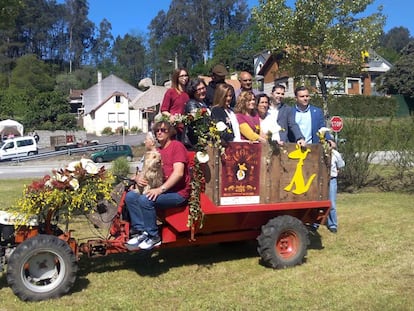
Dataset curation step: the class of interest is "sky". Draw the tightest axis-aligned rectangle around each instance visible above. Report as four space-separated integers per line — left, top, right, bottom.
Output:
86 0 413 38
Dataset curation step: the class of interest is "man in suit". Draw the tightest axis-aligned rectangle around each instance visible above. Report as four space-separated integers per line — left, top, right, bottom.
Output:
289 85 335 146
269 84 305 146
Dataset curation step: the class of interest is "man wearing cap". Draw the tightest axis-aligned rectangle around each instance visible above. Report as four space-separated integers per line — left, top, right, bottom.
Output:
205 64 236 108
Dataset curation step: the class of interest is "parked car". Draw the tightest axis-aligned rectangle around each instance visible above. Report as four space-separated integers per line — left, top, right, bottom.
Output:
0 136 38 161
90 144 133 162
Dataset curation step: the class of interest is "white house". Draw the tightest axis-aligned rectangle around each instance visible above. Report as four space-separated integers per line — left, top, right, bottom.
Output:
82 73 143 136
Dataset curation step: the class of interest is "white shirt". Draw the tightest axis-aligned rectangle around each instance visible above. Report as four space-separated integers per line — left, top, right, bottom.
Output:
331 149 345 178
225 108 241 142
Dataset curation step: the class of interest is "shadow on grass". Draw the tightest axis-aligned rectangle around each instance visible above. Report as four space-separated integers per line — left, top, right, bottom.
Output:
75 240 258 280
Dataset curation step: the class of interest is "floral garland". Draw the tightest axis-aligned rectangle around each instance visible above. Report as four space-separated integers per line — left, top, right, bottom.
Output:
155 110 226 230
11 159 114 226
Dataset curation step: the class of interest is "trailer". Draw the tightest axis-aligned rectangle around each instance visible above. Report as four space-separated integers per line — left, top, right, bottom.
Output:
0 142 331 301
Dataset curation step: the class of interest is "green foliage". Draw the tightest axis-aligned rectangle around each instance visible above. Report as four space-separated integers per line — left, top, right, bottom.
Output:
101 127 114 135
283 94 398 118
377 41 414 98
253 0 385 108
9 54 55 95
111 157 132 181
327 95 398 117
24 91 75 130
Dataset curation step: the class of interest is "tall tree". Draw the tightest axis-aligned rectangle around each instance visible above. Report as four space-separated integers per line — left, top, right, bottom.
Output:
377 27 411 63
90 18 114 67
65 0 94 71
253 0 385 117
378 42 414 98
112 34 146 85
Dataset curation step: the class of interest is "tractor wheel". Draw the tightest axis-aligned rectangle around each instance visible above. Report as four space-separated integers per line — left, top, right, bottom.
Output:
257 215 309 269
6 235 78 301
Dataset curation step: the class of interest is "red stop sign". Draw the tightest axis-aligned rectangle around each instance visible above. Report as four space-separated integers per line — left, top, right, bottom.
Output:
330 116 343 132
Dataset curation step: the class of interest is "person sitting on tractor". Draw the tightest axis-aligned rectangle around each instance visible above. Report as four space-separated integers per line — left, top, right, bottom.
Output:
125 121 191 250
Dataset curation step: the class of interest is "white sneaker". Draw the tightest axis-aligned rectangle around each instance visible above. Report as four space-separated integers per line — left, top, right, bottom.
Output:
138 236 161 250
126 232 148 246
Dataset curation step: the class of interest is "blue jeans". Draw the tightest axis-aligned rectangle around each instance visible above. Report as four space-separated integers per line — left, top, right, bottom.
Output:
327 177 337 229
125 191 187 237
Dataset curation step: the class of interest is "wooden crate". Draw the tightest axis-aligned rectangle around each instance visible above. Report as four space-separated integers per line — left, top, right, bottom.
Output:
203 142 330 206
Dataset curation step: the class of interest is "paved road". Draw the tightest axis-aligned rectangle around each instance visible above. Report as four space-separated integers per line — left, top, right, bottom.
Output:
0 134 146 179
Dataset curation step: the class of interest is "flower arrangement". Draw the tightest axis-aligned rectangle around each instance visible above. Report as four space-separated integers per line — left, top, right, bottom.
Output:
12 159 114 226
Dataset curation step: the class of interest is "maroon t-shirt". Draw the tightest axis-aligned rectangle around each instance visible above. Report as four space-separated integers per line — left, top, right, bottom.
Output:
160 88 189 115
158 140 191 199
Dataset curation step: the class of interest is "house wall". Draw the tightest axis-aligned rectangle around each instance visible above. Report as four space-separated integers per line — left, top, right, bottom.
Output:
84 96 145 136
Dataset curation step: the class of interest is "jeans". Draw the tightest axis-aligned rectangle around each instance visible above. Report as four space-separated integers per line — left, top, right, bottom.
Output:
125 191 187 237
327 177 337 229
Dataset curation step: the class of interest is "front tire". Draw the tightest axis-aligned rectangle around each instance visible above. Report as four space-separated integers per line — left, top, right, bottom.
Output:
257 215 309 269
95 156 104 163
7 235 78 301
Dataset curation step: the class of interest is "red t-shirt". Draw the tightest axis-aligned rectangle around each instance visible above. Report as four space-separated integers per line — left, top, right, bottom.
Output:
158 140 191 199
160 88 189 115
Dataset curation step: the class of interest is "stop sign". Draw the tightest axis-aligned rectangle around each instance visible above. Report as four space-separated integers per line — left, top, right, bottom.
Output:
330 116 343 132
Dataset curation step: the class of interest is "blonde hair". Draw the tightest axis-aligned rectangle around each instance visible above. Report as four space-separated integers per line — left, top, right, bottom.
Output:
235 90 255 114
212 83 233 108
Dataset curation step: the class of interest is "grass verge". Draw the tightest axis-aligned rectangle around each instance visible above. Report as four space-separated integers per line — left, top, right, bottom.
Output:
0 181 413 310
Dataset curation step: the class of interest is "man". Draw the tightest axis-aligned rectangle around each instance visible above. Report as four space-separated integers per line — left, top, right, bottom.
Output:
269 84 306 145
205 64 236 108
235 71 259 99
289 85 335 147
290 85 335 232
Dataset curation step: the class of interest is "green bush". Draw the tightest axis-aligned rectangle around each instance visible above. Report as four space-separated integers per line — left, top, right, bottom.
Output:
111 157 132 182
101 127 113 135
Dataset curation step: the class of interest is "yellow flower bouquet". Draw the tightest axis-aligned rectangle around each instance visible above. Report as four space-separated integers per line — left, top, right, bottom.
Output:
12 159 114 226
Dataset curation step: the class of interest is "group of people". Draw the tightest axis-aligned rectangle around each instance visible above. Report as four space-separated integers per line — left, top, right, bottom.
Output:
125 65 344 250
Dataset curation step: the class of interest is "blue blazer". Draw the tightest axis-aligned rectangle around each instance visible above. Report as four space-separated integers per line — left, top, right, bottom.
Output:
288 104 333 143
277 103 304 143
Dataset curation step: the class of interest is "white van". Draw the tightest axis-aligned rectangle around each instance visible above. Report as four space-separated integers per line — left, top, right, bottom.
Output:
0 136 38 161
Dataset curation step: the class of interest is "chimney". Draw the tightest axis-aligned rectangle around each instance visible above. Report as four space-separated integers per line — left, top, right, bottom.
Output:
97 71 102 83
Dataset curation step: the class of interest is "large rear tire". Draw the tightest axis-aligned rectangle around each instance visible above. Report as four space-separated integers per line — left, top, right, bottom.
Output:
257 215 309 269
6 235 78 301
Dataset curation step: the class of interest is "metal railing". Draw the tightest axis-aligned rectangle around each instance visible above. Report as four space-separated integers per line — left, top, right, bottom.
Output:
11 141 118 163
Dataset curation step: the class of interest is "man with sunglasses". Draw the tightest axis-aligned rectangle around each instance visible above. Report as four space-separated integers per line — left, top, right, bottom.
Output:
126 121 191 250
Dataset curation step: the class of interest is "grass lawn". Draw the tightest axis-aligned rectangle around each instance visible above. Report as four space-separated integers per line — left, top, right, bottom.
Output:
0 180 413 310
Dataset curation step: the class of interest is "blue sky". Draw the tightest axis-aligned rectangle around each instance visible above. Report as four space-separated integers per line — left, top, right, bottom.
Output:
87 0 412 38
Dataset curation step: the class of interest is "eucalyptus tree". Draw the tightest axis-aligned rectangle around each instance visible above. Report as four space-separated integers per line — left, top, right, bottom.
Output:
253 0 385 116
64 0 94 71
90 18 114 67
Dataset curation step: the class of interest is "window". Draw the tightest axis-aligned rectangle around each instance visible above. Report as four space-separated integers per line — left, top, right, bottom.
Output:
108 113 116 123
115 95 121 103
16 139 34 147
118 112 125 122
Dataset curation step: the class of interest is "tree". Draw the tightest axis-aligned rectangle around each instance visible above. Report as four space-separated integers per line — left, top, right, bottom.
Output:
25 91 75 130
378 41 414 98
377 27 411 63
112 34 146 85
252 0 385 117
9 54 55 95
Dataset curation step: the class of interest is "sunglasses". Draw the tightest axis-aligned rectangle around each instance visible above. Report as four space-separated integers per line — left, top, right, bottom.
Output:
155 128 168 133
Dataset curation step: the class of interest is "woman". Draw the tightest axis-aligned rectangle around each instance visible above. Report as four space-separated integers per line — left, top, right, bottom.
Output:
234 91 267 143
183 78 210 149
126 121 191 250
210 83 241 143
256 93 282 143
160 68 190 120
